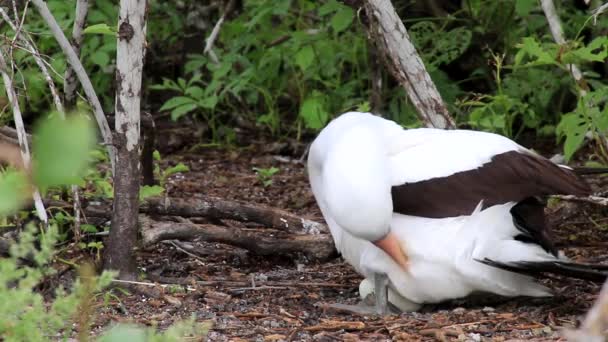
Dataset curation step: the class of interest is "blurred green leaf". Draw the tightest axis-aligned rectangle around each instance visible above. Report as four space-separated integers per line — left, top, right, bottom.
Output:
295 45 315 71
139 185 165 201
33 115 96 190
160 96 196 112
0 171 29 215
83 23 116 36
299 92 329 129
330 7 354 33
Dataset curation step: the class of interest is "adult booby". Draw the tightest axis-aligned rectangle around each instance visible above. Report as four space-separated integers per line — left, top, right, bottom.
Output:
307 111 607 313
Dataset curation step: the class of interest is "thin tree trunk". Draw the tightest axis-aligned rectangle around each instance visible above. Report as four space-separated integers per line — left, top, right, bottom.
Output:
103 0 148 280
356 0 456 129
64 0 89 109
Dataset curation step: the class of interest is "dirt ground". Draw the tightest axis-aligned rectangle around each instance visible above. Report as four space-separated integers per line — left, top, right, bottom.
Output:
53 125 608 341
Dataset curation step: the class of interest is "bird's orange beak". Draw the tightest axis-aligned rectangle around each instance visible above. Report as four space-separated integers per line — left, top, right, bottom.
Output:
373 231 409 271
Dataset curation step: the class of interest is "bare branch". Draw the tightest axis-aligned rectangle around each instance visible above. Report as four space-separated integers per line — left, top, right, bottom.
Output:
0 48 48 224
591 2 608 25
0 6 64 115
358 0 456 129
30 0 115 174
203 0 235 64
540 0 585 91
64 0 88 109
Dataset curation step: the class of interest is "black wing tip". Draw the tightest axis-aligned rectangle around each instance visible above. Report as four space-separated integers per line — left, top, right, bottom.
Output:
476 258 608 283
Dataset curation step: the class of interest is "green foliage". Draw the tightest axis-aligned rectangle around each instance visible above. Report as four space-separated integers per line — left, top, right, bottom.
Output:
557 89 608 162
154 0 370 138
0 171 30 215
253 166 279 187
0 224 115 341
98 319 212 342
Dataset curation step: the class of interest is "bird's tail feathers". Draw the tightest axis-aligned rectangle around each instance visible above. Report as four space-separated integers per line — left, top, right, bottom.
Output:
477 258 608 283
572 167 608 175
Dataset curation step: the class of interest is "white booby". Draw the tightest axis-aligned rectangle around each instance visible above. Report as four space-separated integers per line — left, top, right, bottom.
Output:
307 111 606 313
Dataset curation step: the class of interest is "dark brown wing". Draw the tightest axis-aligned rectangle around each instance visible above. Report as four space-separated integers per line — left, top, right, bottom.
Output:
391 150 590 218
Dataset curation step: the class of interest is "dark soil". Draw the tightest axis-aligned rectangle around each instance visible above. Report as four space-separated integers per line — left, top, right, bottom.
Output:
54 126 608 341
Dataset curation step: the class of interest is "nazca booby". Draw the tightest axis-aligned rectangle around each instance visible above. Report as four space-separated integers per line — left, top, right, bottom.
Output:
307 111 607 313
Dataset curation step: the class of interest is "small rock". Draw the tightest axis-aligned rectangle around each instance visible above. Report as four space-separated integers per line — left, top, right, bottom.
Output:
452 307 466 314
163 295 182 307
482 306 495 312
264 334 286 342
468 333 481 341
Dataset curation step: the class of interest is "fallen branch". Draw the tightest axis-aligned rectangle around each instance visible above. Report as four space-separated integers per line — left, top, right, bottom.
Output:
140 216 335 260
141 196 327 235
47 196 327 235
0 125 30 146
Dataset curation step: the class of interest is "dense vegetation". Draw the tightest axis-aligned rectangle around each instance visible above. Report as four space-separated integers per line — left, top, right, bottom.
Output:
0 0 607 339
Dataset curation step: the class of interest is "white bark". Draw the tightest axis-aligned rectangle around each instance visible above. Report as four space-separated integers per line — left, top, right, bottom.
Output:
364 0 455 129
30 0 115 174
0 49 48 224
115 0 147 151
592 2 608 25
104 0 148 279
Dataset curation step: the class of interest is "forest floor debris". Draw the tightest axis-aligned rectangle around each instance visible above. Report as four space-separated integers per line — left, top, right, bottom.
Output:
50 132 608 341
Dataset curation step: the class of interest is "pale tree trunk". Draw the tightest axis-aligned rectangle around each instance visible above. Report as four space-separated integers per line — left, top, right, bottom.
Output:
103 0 148 280
355 0 456 129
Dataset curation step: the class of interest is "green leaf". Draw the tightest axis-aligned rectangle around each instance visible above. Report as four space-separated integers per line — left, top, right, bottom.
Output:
0 171 29 215
330 7 354 33
83 23 116 36
557 112 589 161
516 37 557 65
515 0 535 16
139 185 165 201
299 92 329 129
171 103 198 121
185 86 204 99
164 163 189 177
153 150 161 161
159 96 196 112
295 45 315 71
318 0 341 16
33 115 96 189
90 51 110 67
81 224 98 233
198 95 218 109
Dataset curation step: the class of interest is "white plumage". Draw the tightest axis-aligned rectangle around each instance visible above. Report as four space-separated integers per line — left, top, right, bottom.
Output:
307 111 587 312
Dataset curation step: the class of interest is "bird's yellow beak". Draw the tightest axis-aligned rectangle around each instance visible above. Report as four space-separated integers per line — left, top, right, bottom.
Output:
373 231 409 271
